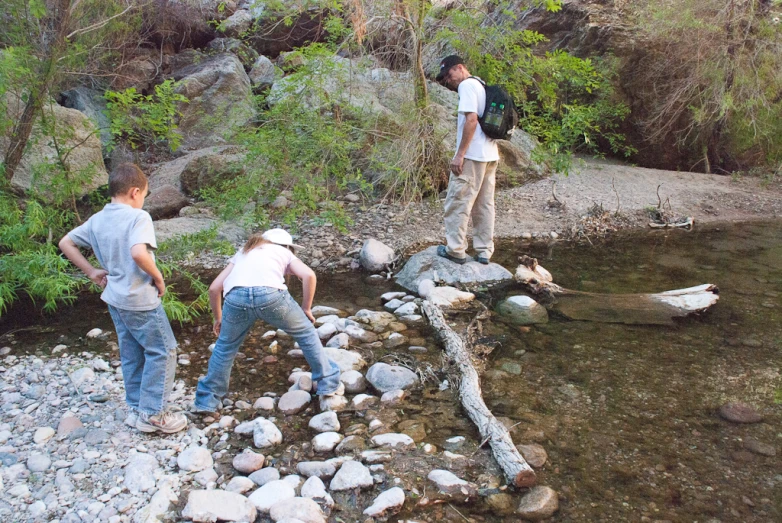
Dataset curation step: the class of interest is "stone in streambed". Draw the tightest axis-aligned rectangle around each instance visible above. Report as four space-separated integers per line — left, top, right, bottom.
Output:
269 497 326 523
496 295 548 325
248 480 296 513
182 490 257 522
363 487 405 517
328 460 373 491
309 411 339 433
366 362 418 392
233 449 265 473
718 402 763 424
516 486 559 520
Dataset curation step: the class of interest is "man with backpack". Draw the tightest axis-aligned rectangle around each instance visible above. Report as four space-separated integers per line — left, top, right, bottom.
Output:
436 55 514 265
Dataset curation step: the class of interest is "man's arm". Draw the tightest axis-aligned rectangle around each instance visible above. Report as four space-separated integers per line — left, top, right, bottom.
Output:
450 112 478 176
59 235 108 288
130 243 165 297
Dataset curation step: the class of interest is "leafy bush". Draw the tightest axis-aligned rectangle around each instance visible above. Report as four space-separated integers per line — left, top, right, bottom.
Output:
105 80 188 152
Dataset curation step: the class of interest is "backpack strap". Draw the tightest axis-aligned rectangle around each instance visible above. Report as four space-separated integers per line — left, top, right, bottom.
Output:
468 76 486 87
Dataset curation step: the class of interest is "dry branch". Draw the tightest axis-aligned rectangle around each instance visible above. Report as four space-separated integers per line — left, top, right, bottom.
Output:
422 301 537 488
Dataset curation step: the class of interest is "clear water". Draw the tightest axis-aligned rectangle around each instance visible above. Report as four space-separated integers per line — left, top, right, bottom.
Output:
1 222 780 522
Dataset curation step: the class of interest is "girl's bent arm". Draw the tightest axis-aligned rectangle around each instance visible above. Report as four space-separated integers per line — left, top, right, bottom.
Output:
288 257 317 321
209 263 234 336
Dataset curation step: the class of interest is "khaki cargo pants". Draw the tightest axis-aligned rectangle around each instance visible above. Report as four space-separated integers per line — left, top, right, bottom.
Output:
444 158 498 260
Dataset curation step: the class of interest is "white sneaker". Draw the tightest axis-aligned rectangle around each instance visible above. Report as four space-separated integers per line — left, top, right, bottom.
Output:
136 409 188 434
320 382 345 397
124 409 138 428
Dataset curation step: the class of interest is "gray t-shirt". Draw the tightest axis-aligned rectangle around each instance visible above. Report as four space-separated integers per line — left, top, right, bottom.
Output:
68 203 160 311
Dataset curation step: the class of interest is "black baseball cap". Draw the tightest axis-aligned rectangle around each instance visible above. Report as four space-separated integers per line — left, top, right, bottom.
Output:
436 55 464 82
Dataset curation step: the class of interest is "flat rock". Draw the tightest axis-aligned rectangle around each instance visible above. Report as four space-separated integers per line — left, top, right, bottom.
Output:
363 486 405 517
344 325 379 343
427 469 478 501
329 460 373 491
718 402 764 423
325 334 350 349
371 433 415 450
248 480 296 513
516 486 559 520
233 449 265 474
517 443 548 468
324 348 365 371
351 394 379 410
366 362 418 392
381 292 406 302
182 489 258 522
311 305 344 317
743 437 776 457
395 246 512 292
194 468 218 487
178 446 213 472
269 497 326 523
57 416 83 437
300 476 334 508
249 467 280 486
278 390 311 415
27 453 51 472
297 461 336 479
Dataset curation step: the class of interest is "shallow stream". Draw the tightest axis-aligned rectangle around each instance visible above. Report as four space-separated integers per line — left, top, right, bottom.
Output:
1 222 780 522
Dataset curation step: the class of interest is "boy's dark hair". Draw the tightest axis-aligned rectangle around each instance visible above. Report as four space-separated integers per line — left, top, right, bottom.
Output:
109 163 147 197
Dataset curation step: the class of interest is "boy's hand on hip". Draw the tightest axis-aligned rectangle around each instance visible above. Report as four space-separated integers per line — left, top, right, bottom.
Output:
154 277 166 297
89 268 109 288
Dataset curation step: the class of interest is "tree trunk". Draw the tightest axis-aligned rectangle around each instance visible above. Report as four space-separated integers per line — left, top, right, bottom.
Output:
3 0 72 182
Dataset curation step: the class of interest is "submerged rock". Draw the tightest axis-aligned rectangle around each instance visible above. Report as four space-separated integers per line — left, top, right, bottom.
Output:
496 295 549 325
366 363 418 392
395 246 512 292
718 402 764 424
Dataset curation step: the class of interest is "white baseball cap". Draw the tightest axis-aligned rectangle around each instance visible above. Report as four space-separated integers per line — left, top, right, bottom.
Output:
262 228 304 251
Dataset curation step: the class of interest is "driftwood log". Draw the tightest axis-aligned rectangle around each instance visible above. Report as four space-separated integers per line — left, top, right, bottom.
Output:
515 256 719 325
422 300 537 488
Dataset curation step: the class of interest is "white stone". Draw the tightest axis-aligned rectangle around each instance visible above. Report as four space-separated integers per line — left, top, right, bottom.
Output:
33 426 55 444
226 476 255 494
8 484 30 498
269 497 326 523
182 490 258 522
69 367 95 389
249 467 280 486
339 370 367 393
363 487 405 517
124 452 159 494
383 299 405 312
418 279 475 307
496 295 549 325
194 468 218 487
248 480 296 513
27 453 51 472
300 476 334 508
517 486 559 520
359 239 395 272
311 305 343 317
253 419 283 448
329 460 373 491
325 333 349 349
366 362 418 392
380 291 406 302
393 302 419 316
380 389 406 404
133 477 177 523
316 323 338 340
177 446 213 472
371 433 415 450
253 397 275 411
315 314 340 326
297 461 336 479
86 328 103 338
344 325 378 343
281 474 303 490
312 432 343 453
262 330 277 340
319 394 348 412
308 411 340 433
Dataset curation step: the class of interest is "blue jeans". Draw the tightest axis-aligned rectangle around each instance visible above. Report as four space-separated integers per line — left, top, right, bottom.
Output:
195 287 341 412
107 304 178 416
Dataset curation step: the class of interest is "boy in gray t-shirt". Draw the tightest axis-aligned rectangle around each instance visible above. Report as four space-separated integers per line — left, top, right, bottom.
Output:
59 163 187 434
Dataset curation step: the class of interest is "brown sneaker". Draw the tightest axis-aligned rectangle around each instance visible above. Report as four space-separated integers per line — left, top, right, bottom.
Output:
136 409 188 433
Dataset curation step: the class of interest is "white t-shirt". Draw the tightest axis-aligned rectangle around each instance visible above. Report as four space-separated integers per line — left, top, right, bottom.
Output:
456 77 500 163
223 243 295 296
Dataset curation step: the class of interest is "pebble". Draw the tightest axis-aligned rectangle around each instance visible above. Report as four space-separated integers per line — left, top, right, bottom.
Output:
363 486 405 517
86 328 103 338
371 433 415 450
301 476 334 508
182 490 258 523
330 460 373 490
718 402 764 423
248 480 296 513
249 467 281 486
517 486 559 519
33 426 55 444
233 449 265 473
269 497 326 523
297 461 337 479
253 419 283 448
226 476 256 494
380 389 406 405
312 432 343 453
27 453 52 472
743 437 776 457
517 443 548 468
177 446 214 472
253 397 276 411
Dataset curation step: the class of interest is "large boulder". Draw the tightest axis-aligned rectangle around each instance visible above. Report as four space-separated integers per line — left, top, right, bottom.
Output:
58 87 112 152
395 246 512 292
152 215 248 243
366 363 418 393
359 239 395 272
170 53 255 149
249 55 281 90
1 95 107 198
147 145 246 196
206 38 259 70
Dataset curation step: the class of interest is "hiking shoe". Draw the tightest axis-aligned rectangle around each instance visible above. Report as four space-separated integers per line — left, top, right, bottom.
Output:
476 256 490 265
185 405 221 423
437 245 466 265
136 409 188 434
124 409 138 428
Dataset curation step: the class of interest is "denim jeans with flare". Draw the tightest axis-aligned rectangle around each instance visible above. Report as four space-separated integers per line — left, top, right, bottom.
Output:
195 286 341 412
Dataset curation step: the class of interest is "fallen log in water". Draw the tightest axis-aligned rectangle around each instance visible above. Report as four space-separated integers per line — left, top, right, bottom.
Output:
421 300 537 488
515 256 719 325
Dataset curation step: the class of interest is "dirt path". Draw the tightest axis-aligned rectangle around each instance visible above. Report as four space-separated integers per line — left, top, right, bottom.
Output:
289 158 782 268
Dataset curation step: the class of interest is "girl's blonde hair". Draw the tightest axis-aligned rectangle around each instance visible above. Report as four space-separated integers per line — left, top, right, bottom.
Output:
241 233 271 254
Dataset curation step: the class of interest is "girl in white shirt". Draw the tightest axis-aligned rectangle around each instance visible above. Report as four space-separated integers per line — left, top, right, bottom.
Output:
193 229 342 414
